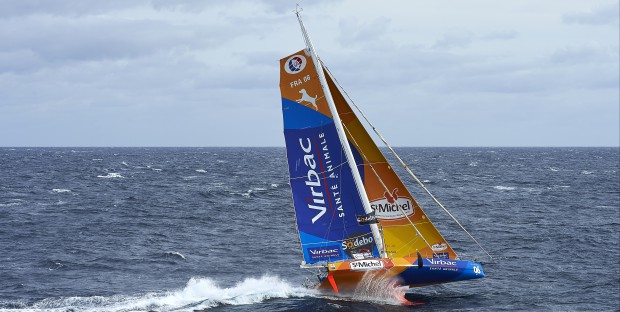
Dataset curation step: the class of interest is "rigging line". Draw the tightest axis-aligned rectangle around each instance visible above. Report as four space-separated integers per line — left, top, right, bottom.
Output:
341 122 439 258
323 63 494 263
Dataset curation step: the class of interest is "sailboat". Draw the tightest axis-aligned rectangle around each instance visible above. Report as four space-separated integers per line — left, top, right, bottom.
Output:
280 10 489 294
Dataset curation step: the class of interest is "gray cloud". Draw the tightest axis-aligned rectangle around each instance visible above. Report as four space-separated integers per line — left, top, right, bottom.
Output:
337 17 391 46
0 0 143 18
482 30 518 40
432 30 475 50
0 0 617 147
562 2 619 26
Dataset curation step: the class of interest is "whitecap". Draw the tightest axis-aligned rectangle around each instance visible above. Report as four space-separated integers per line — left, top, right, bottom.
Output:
0 202 21 207
25 275 314 312
494 186 515 191
52 189 71 193
549 167 559 172
97 173 124 179
164 251 186 260
121 161 129 166
271 183 279 188
581 170 593 175
196 169 207 173
469 161 478 167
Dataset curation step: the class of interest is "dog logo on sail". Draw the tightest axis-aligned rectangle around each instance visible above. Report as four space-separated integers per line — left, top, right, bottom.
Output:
370 188 414 219
284 55 306 74
296 89 318 110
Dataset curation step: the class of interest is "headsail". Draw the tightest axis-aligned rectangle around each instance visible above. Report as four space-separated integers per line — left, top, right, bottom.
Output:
323 69 458 260
280 50 380 264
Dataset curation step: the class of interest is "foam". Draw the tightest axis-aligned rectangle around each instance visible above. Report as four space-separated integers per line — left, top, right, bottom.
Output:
97 173 123 179
347 271 409 305
13 275 315 312
0 202 22 207
493 186 515 191
241 189 253 198
163 251 186 260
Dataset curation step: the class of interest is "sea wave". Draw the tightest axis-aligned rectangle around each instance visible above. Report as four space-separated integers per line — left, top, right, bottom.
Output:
163 251 186 260
0 202 21 207
2 275 314 312
97 173 123 179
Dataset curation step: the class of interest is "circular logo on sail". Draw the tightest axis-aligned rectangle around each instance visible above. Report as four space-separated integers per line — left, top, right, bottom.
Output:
284 55 306 74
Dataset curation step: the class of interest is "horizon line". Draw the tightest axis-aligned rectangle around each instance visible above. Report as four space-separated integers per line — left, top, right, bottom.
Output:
2 146 619 148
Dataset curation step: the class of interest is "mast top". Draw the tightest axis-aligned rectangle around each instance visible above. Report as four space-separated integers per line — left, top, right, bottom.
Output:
293 4 303 15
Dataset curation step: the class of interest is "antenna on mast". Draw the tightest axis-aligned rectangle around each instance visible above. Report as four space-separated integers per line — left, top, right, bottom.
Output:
293 3 303 14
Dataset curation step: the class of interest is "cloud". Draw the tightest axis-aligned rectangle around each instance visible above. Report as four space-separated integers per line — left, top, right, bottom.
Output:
337 17 391 46
550 42 618 64
482 30 518 41
0 0 617 146
562 2 619 26
431 30 475 50
0 0 143 18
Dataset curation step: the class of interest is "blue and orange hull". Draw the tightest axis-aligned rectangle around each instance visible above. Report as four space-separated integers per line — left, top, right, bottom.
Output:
318 257 484 293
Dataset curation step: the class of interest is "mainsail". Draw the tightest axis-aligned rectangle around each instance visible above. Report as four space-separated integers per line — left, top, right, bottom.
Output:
280 50 380 264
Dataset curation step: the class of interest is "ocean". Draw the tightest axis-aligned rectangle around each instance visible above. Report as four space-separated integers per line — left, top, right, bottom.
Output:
0 147 618 311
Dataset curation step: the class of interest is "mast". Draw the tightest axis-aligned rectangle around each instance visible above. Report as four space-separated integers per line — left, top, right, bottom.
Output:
295 11 387 258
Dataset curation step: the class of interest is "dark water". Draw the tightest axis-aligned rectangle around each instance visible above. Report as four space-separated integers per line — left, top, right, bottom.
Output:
0 147 618 311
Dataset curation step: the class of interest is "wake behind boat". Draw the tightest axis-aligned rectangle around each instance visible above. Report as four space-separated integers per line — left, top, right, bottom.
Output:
279 9 490 294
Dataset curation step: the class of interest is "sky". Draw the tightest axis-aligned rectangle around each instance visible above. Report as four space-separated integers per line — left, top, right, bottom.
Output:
0 0 618 147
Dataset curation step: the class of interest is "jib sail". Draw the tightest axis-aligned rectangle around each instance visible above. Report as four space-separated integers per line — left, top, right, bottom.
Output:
323 69 458 260
280 49 380 264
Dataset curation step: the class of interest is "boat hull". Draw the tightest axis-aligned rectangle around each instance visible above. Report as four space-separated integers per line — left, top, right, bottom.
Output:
318 257 484 293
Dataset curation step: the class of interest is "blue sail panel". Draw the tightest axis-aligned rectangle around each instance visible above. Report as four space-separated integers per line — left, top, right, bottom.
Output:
282 99 379 264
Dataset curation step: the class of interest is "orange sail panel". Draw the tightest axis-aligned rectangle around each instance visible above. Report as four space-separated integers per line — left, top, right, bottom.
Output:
323 68 457 260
